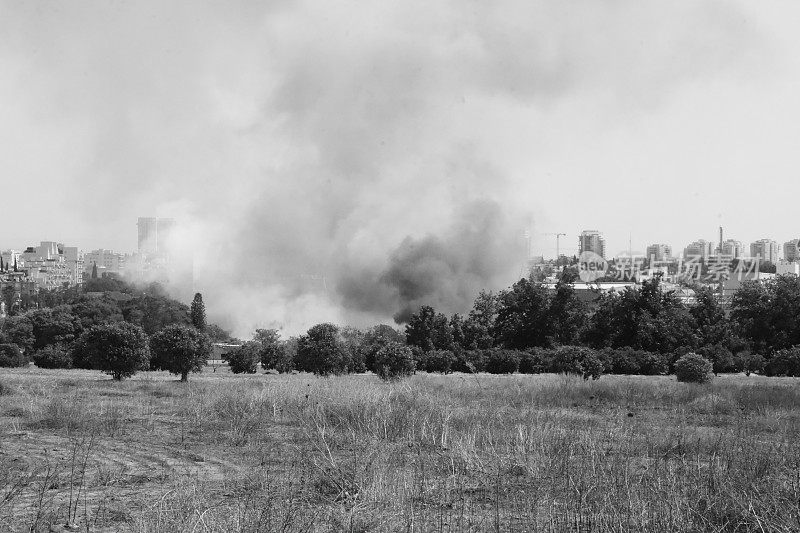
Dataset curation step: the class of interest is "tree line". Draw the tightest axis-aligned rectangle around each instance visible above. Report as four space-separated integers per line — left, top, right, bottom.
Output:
224 272 800 380
4 272 800 380
0 278 221 381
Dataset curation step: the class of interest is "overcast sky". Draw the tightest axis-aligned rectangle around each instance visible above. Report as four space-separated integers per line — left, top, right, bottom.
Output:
2 1 800 332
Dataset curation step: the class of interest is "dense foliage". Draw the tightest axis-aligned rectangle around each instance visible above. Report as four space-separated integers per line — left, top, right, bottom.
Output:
150 324 212 382
674 353 714 384
72 323 151 380
0 343 27 367
373 342 416 381
223 341 261 374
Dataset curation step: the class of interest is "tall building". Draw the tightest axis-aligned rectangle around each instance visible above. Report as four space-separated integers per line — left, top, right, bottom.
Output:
719 239 744 258
156 218 176 254
750 239 779 264
579 230 606 258
683 240 713 260
784 239 800 262
137 217 158 254
646 243 672 262
84 249 126 275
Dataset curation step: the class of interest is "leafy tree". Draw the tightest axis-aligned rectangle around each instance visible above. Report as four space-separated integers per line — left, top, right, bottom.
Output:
254 329 293 372
72 323 150 380
32 344 73 369
295 323 351 376
493 279 553 349
764 347 800 377
340 326 367 372
362 324 404 372
484 349 521 374
190 293 206 331
0 344 27 367
405 306 453 352
373 342 415 381
223 341 261 374
26 306 82 351
69 298 124 330
1 316 34 353
731 275 800 354
690 286 730 348
548 274 587 345
583 277 694 353
206 323 235 343
462 291 497 350
150 324 212 382
83 276 128 293
91 262 98 279
121 294 192 335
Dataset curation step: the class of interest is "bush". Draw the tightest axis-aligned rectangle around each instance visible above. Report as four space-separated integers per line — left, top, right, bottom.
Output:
518 348 552 374
698 344 736 374
295 323 352 376
32 344 73 369
674 353 714 383
484 349 521 374
0 343 27 367
72 323 151 380
737 352 764 376
150 324 212 382
415 349 456 374
373 342 415 381
764 347 800 377
224 342 261 374
551 346 604 380
599 347 668 375
453 349 487 373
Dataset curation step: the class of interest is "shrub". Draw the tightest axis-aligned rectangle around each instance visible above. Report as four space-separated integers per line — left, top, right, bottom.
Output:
373 342 415 381
0 343 27 367
453 349 487 373
551 346 604 380
73 323 151 380
150 324 212 382
416 349 456 374
519 348 553 374
764 347 800 377
737 352 764 376
32 344 73 369
698 344 736 374
224 341 261 374
484 349 521 374
638 351 669 375
674 353 714 383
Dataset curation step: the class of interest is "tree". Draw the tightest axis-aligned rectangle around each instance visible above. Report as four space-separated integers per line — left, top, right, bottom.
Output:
190 293 206 331
731 275 800 354
295 323 351 376
26 306 82 351
405 306 453 352
32 344 73 369
690 286 730 348
254 328 293 372
223 341 261 374
72 323 150 380
373 342 415 381
0 344 27 367
1 316 34 353
362 324 405 372
493 279 553 349
91 262 98 279
150 324 212 382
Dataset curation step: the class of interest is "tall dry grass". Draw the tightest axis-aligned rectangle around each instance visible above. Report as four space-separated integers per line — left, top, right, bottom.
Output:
1 368 799 531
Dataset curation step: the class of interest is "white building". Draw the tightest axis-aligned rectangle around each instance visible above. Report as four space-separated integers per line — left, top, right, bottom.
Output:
750 239 779 264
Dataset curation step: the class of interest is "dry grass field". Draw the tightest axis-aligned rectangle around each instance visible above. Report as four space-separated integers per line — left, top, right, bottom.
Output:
1 368 799 532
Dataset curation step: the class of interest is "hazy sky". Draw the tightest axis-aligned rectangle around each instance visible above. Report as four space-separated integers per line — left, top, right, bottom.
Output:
2 1 800 333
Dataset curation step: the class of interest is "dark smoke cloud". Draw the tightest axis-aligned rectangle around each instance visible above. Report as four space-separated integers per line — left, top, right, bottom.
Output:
338 199 524 323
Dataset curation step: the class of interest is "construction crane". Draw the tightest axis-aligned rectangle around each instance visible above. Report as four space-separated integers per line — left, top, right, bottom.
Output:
542 232 568 264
